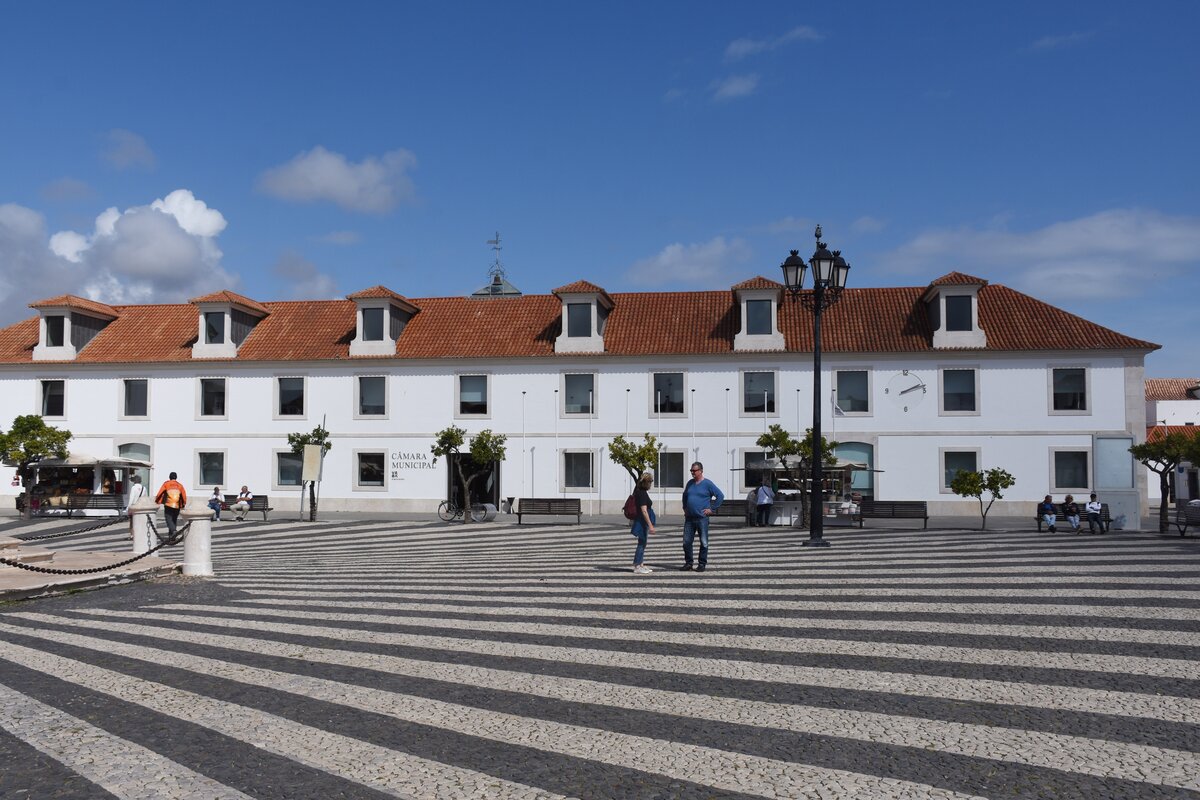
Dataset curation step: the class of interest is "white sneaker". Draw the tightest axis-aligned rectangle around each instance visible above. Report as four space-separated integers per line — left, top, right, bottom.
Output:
634 565 652 574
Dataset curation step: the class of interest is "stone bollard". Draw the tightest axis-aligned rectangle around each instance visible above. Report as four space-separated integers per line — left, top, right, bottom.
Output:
129 498 159 555
180 507 214 577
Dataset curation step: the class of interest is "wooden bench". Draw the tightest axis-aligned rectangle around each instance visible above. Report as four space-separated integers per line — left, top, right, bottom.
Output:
222 494 273 521
857 500 928 529
516 498 581 524
710 498 749 522
1174 504 1200 537
64 493 125 517
1034 503 1111 533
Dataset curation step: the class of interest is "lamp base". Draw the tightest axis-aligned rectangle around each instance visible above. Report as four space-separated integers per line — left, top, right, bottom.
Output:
801 538 832 548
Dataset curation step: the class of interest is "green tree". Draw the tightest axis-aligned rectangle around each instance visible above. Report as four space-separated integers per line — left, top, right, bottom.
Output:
1131 432 1196 533
755 424 839 527
430 426 508 522
287 424 332 521
607 434 664 484
0 415 72 520
949 467 1015 530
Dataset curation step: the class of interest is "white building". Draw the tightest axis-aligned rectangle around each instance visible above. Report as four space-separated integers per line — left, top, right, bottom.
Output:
1144 378 1200 506
0 272 1158 526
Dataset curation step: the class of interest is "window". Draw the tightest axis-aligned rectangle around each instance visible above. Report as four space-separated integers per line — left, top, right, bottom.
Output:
200 378 226 417
123 379 148 417
942 450 978 490
743 372 775 414
118 442 151 487
41 379 64 417
355 451 387 489
942 369 977 413
566 303 591 337
357 376 386 417
563 451 593 489
746 299 772 335
46 315 65 347
835 370 869 413
204 311 225 344
362 307 385 341
743 450 768 490
656 451 685 488
1052 368 1087 411
276 451 304 488
197 451 225 486
458 375 488 416
564 373 594 414
1053 450 1089 490
652 372 684 415
277 377 305 417
945 296 972 331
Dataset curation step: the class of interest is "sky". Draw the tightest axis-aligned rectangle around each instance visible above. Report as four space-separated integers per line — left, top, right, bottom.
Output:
0 1 1196 377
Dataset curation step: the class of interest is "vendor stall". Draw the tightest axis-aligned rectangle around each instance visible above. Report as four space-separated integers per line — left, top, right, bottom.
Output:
26 454 151 516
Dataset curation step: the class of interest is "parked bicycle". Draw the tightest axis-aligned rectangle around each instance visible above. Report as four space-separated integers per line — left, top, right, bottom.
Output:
437 499 487 522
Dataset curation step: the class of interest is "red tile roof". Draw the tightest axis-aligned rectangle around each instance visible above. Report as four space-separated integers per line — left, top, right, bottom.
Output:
28 295 119 319
346 285 409 301
731 276 783 291
189 290 270 316
1145 378 1200 401
0 278 1160 364
1146 425 1200 442
553 280 614 309
929 271 988 286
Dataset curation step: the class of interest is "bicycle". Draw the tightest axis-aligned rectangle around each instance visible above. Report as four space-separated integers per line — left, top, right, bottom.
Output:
437 500 488 522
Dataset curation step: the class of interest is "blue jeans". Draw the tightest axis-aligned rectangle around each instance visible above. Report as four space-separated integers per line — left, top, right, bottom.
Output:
683 515 710 566
208 499 222 520
631 508 656 565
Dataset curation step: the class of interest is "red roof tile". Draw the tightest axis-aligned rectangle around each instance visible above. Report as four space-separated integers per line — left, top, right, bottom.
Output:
731 276 783 291
1146 425 1200 442
1145 378 1200 401
28 295 119 319
189 290 270 316
553 280 614 309
929 271 988 286
346 286 409 301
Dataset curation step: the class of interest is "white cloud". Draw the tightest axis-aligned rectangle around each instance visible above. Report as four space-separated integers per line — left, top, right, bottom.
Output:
271 251 339 299
710 74 759 101
883 209 1200 299
1030 31 1095 51
0 204 81 325
102 129 156 170
314 230 362 245
725 26 821 61
625 236 753 287
257 146 418 213
151 189 227 237
851 216 887 234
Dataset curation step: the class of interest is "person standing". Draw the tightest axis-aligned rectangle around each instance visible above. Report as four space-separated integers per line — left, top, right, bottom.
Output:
744 487 757 527
755 478 774 527
231 485 253 521
1063 494 1081 533
124 475 145 539
1038 494 1057 533
630 471 656 574
681 462 723 572
154 472 187 540
1085 493 1104 534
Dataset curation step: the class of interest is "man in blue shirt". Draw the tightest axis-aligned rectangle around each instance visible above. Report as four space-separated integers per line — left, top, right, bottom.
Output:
681 461 724 572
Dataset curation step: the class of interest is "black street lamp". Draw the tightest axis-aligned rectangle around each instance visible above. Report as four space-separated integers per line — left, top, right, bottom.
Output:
780 224 850 547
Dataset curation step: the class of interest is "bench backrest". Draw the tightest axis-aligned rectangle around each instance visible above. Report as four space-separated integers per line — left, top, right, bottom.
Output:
1038 502 1110 519
860 500 927 516
518 498 581 513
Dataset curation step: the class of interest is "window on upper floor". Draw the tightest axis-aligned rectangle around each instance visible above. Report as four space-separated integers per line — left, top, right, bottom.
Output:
942 368 977 413
652 372 684 415
566 303 591 337
458 375 488 416
945 296 972 331
45 316 65 347
746 299 772 335
200 378 226 418
564 373 594 414
362 308 385 341
123 379 148 418
277 377 305 417
204 311 225 344
1051 368 1087 412
743 371 776 414
942 450 978 490
357 376 386 417
835 370 869 413
1052 450 1090 491
41 380 64 417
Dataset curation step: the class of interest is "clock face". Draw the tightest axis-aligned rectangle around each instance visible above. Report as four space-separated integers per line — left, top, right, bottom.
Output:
886 370 927 412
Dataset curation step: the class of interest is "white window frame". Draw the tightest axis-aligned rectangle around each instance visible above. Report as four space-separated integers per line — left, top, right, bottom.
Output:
119 377 150 420
454 373 491 419
1050 448 1091 493
739 369 779 419
833 368 872 416
1047 365 1091 416
560 449 596 492
39 377 66 419
561 372 598 418
744 298 774 336
353 449 389 492
196 377 228 420
195 449 227 488
655 448 688 489
354 375 388 419
940 447 981 493
648 371 688 418
938 366 981 417
272 448 305 492
273 375 307 420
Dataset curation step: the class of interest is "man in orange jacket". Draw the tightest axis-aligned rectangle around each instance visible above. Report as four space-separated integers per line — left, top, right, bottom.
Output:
154 471 187 542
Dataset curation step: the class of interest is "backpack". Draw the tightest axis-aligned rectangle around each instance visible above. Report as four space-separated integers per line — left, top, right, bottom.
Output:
623 494 638 520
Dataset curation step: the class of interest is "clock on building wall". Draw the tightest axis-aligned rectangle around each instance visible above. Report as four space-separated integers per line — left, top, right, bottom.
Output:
885 370 927 412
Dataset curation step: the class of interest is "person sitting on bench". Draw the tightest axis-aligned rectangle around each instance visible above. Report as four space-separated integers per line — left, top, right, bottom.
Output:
232 486 253 520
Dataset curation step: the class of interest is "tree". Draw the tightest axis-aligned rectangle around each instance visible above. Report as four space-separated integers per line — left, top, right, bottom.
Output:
607 434 664 484
755 424 839 527
430 426 508 522
1130 431 1197 533
287 424 332 521
949 467 1015 530
0 415 72 520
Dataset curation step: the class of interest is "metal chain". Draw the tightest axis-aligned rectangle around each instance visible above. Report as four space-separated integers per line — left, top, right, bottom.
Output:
12 515 129 542
0 519 192 576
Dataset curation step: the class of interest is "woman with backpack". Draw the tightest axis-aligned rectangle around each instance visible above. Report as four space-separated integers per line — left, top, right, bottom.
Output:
628 471 656 574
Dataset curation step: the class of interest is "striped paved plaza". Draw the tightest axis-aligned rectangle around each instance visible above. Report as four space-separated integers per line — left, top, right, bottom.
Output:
1 517 1198 799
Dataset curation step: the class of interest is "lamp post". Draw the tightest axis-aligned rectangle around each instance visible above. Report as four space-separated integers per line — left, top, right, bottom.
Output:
780 224 850 547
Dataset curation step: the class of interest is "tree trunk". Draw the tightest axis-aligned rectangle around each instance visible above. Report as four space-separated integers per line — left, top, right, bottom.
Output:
20 467 31 521
308 481 317 522
1159 471 1171 533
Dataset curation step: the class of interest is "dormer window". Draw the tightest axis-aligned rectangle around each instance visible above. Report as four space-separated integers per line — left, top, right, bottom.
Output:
731 277 785 352
30 295 119 361
204 311 226 344
347 286 418 357
46 316 65 347
746 300 772 335
362 308 385 341
553 280 613 354
924 273 988 349
190 291 269 359
567 303 592 337
945 296 972 331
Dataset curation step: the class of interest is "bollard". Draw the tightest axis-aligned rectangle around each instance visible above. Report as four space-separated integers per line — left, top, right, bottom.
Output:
129 497 159 555
180 506 214 577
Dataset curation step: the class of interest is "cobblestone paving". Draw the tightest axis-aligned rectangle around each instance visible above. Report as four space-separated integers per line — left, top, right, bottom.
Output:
1 517 1198 799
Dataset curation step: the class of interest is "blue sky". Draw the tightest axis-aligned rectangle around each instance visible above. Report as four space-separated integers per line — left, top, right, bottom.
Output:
0 1 1196 377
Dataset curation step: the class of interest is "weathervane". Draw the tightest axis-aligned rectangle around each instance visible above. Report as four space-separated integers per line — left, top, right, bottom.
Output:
486 232 506 281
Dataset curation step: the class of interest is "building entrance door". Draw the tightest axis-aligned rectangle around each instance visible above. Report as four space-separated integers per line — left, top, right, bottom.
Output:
446 455 500 508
